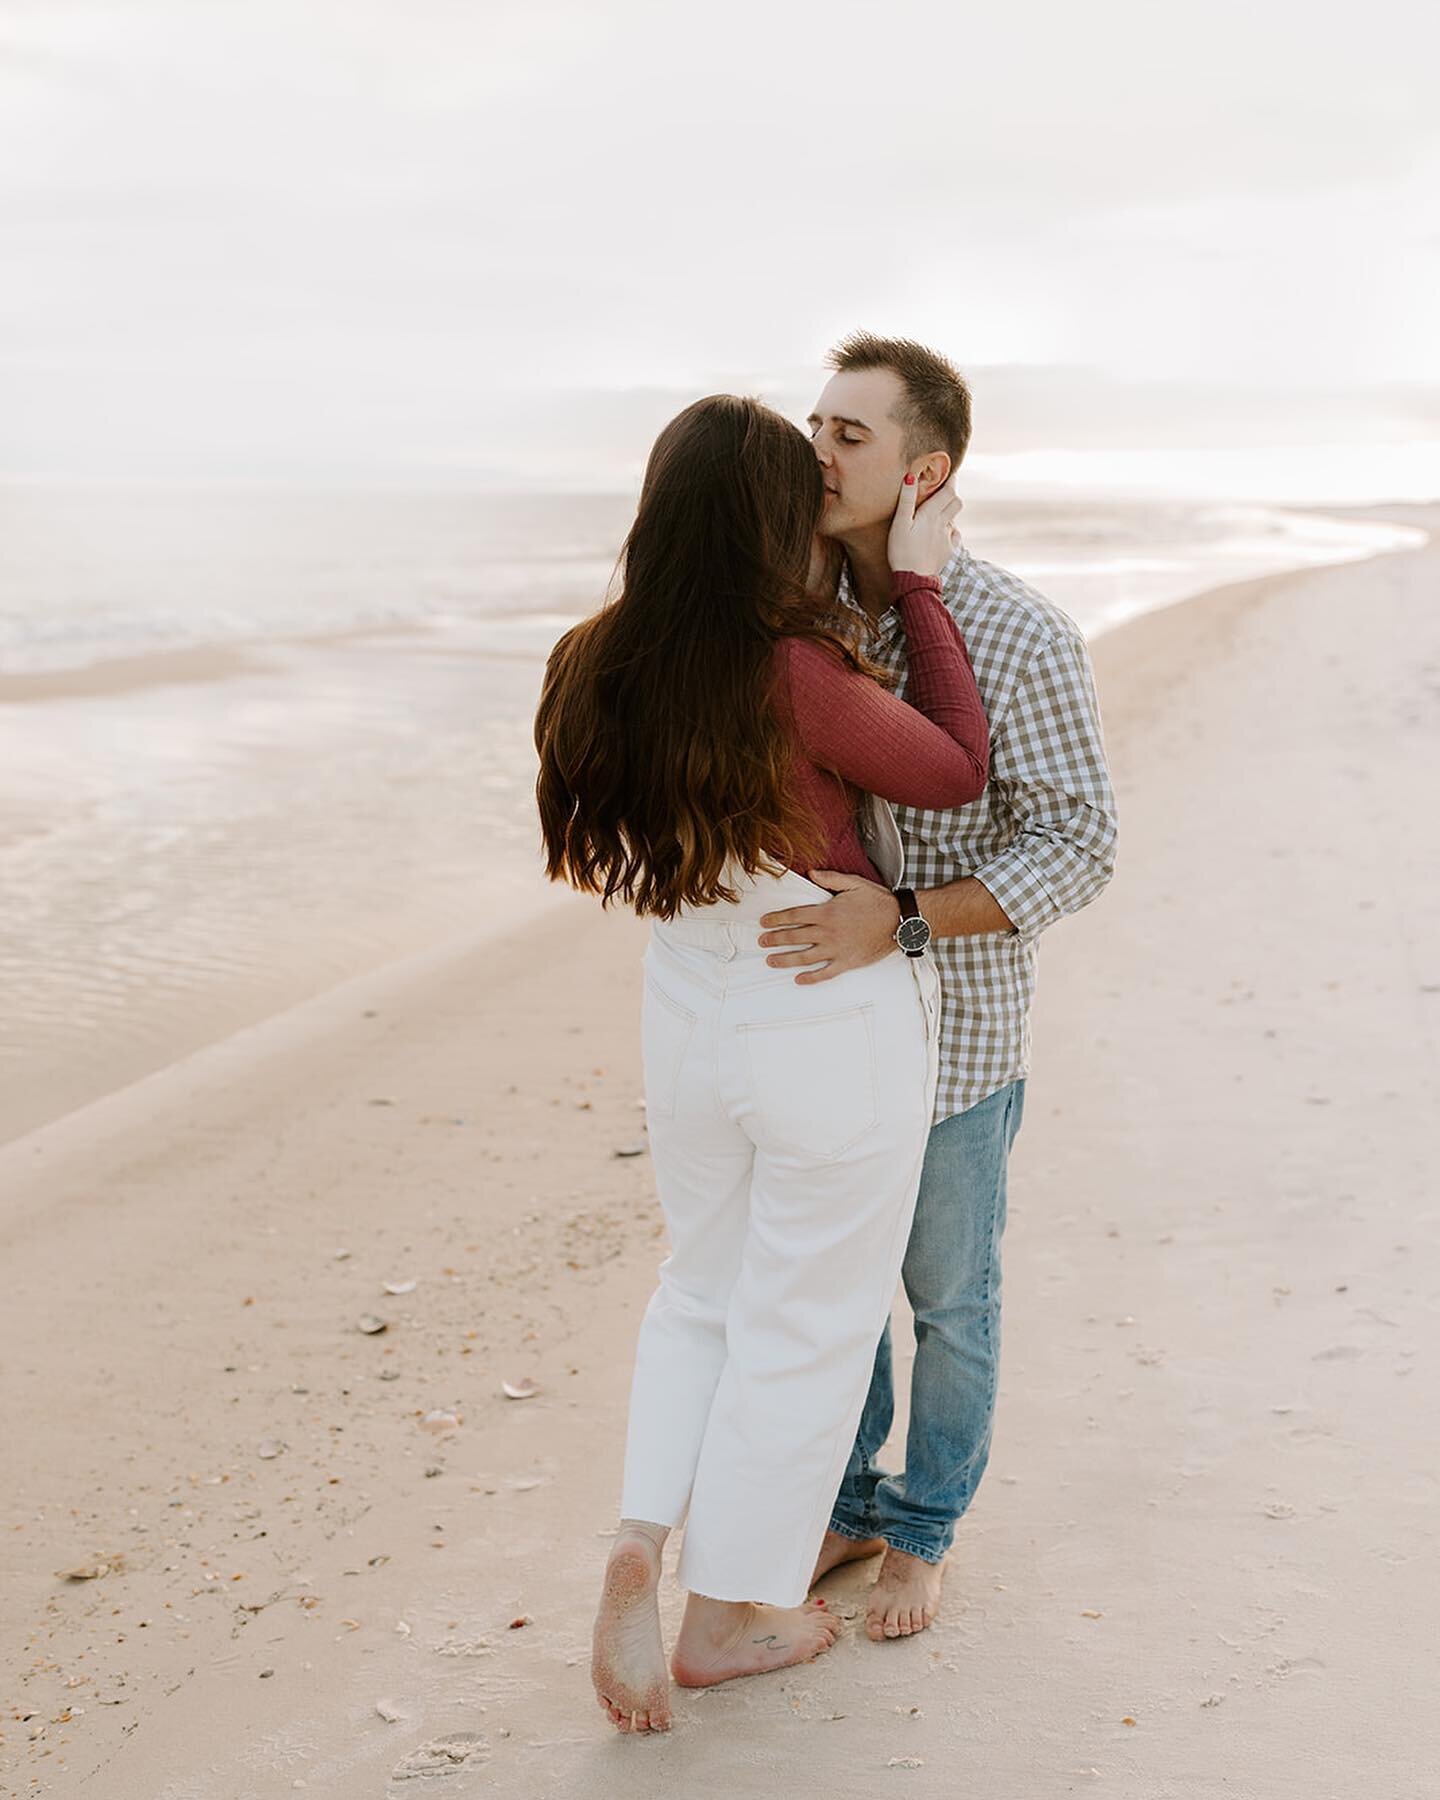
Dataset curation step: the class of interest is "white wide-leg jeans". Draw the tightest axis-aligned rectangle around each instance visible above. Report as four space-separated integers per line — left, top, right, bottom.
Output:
619 863 940 1606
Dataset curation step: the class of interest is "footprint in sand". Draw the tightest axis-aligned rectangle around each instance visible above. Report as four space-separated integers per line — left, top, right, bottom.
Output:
388 1732 489 1786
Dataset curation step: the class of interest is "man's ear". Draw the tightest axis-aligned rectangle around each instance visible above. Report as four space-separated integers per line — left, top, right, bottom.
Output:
915 452 952 502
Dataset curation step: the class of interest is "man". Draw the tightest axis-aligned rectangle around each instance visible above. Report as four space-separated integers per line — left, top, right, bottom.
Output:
760 332 1118 1643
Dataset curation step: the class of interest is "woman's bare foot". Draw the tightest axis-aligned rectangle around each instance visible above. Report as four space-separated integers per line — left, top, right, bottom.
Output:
671 1593 843 1688
811 1528 885 1586
591 1527 672 1733
866 1546 945 1640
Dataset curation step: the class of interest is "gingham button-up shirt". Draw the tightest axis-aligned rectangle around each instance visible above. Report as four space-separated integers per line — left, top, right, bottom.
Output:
841 546 1118 1122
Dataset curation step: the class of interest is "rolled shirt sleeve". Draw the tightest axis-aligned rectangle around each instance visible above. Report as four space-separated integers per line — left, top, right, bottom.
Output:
969 630 1118 940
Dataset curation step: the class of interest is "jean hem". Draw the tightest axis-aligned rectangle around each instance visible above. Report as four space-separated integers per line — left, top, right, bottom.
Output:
826 1517 880 1543
879 1534 948 1565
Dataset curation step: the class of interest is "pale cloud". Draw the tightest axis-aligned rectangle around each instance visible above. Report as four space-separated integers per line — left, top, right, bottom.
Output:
2 0 1437 478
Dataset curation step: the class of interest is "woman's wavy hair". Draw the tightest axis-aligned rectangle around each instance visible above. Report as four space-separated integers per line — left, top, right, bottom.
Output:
535 394 877 919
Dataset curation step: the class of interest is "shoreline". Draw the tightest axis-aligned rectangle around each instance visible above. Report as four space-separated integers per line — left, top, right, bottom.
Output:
0 499 1423 704
0 618 439 706
0 883 593 1225
2 502 1432 1155
3 513 1438 1793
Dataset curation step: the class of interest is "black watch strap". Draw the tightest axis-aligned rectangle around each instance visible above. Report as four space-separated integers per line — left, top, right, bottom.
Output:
893 887 931 958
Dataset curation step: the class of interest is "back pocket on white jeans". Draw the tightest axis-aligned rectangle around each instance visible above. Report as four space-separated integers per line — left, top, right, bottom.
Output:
741 1003 879 1160
642 973 697 1120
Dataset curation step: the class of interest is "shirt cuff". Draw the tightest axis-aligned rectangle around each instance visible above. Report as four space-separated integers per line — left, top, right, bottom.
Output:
969 848 1063 941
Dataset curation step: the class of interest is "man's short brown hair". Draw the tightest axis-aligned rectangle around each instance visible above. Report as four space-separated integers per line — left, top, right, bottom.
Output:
825 332 973 474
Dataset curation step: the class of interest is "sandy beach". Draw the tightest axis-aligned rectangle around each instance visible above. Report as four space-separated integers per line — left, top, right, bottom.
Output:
3 510 1437 1798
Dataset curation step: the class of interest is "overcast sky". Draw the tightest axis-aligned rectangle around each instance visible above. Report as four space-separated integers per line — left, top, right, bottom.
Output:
3 0 1438 483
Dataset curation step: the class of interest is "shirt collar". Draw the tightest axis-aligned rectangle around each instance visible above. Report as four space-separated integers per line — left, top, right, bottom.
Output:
837 543 970 652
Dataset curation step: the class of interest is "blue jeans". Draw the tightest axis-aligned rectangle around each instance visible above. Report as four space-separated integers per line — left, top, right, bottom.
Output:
829 1079 1026 1564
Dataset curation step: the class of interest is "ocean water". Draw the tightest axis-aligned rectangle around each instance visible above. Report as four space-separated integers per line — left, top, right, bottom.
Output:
0 483 1424 1144
0 487 1421 672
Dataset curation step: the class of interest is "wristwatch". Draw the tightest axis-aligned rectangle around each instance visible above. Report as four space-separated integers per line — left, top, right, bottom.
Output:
893 887 931 958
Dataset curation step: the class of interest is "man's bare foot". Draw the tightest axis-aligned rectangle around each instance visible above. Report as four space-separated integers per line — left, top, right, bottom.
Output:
592 1529 672 1733
866 1545 945 1641
811 1528 886 1586
671 1593 842 1688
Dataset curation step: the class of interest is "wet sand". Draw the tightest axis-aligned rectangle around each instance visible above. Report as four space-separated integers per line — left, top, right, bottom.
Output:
2 511 1437 1797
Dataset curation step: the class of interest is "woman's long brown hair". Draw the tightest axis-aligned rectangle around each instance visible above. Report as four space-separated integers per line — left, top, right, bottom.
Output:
534 394 875 919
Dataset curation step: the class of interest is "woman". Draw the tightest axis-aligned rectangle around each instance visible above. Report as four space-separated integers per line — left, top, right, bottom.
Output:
533 395 988 1733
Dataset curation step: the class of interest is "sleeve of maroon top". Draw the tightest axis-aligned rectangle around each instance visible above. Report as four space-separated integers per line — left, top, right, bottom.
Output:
778 572 990 808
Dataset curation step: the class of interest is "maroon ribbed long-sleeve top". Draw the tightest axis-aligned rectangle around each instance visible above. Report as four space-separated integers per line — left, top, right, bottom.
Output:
771 570 990 881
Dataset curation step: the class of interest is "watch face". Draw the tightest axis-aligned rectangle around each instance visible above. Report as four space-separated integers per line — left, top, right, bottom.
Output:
896 915 931 952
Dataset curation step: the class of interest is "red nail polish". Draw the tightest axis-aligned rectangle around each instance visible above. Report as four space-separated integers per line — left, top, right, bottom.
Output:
904 473 915 485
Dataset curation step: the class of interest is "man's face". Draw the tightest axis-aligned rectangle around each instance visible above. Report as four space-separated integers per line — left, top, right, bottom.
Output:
807 367 913 539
